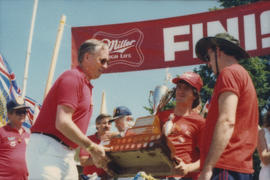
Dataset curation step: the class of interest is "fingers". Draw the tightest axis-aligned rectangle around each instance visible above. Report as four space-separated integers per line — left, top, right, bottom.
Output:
103 146 111 152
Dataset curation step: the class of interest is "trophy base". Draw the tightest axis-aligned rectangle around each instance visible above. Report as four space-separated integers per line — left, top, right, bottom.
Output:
106 135 174 178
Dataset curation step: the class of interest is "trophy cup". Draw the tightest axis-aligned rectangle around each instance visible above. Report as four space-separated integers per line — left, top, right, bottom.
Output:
106 84 176 178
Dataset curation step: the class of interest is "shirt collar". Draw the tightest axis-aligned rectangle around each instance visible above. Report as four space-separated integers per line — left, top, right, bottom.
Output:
76 66 93 88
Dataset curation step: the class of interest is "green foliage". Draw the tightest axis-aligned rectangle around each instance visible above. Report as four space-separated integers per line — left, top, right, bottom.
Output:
218 0 260 8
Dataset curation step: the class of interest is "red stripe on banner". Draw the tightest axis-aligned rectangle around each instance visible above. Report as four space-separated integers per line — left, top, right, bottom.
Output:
72 1 270 73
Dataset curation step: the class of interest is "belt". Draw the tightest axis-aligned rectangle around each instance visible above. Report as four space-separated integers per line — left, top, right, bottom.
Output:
32 132 71 149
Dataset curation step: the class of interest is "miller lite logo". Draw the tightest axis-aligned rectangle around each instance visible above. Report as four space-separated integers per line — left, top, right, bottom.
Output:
93 28 144 67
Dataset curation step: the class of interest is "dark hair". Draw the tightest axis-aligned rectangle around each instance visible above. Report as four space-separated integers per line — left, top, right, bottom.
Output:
209 43 243 61
95 113 112 124
263 109 270 127
77 39 108 64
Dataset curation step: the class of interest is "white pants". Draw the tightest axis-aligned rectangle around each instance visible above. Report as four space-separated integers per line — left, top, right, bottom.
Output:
259 164 270 180
26 133 78 180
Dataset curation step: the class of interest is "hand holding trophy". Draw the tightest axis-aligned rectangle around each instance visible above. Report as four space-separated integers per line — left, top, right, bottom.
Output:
105 76 176 178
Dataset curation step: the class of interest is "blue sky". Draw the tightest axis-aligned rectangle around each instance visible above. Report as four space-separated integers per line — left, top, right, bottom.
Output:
0 0 220 134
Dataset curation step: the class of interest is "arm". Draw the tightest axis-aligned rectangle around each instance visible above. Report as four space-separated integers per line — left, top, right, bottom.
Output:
257 128 270 165
55 105 109 168
199 92 238 180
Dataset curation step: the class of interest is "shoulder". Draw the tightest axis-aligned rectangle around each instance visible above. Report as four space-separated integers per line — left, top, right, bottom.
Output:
187 112 205 126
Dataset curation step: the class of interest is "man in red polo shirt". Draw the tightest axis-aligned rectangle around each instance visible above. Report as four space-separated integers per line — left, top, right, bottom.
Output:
0 98 30 180
195 33 258 180
79 114 115 180
26 39 110 179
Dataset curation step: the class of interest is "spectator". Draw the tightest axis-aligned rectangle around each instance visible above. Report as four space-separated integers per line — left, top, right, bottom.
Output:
79 114 114 180
195 33 258 180
111 106 134 137
257 108 270 180
0 98 30 179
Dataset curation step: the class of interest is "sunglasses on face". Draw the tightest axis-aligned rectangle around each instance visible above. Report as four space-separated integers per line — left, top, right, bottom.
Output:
99 58 109 65
15 109 27 116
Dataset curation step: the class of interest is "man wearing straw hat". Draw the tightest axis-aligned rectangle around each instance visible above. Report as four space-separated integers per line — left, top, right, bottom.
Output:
26 39 111 179
195 33 258 180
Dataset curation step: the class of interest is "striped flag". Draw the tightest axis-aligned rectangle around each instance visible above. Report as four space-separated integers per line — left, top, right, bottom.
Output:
0 53 40 129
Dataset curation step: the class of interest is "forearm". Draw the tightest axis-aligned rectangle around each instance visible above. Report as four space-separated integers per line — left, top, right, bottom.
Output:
55 105 95 149
188 160 200 172
260 151 270 165
202 117 234 171
56 118 94 149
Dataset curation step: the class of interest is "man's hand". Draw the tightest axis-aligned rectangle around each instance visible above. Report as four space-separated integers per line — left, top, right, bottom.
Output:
173 157 190 176
87 143 109 168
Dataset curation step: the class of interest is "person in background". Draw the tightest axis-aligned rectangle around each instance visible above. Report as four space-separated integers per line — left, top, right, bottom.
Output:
79 114 114 180
26 39 111 180
195 33 258 180
257 108 270 180
110 106 134 137
159 72 205 180
0 98 30 179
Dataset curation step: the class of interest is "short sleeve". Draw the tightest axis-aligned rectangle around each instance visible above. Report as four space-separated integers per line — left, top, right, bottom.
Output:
56 71 82 110
215 67 241 98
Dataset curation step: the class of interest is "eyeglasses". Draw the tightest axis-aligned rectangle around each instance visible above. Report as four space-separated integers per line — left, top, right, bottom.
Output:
99 58 109 65
15 109 27 116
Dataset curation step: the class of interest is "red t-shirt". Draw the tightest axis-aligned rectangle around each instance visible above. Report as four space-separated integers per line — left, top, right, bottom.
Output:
159 109 205 179
79 133 106 176
31 66 93 149
0 125 30 180
200 64 258 173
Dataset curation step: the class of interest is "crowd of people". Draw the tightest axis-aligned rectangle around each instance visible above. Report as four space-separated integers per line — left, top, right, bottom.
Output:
0 34 269 180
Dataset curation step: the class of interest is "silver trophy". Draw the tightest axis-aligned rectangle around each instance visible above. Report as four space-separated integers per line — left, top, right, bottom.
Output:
151 85 175 114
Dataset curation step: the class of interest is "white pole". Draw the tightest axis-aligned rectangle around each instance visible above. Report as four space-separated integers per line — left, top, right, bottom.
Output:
43 15 66 99
100 91 107 114
22 0 39 98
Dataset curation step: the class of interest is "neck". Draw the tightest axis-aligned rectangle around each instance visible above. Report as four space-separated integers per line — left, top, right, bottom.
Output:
174 103 192 116
8 123 23 134
219 54 238 71
79 63 91 81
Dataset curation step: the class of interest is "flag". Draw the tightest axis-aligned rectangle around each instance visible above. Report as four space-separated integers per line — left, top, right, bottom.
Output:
0 53 40 129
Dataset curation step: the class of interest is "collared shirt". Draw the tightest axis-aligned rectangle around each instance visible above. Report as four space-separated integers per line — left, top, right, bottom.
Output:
0 125 30 179
31 66 94 149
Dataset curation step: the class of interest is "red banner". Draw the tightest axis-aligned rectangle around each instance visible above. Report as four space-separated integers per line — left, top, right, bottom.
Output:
72 1 270 73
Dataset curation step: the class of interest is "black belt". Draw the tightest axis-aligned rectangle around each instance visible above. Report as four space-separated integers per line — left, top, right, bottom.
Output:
33 132 71 149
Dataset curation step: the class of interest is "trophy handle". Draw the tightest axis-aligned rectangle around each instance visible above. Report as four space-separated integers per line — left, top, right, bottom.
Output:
155 87 176 114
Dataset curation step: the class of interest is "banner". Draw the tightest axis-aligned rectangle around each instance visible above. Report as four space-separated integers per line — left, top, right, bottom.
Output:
72 1 270 73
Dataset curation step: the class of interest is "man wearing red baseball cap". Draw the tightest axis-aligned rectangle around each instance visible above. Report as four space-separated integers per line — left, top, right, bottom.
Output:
196 33 258 180
0 98 30 179
159 71 205 179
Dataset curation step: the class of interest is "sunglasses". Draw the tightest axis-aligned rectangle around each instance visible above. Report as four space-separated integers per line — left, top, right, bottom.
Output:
99 58 109 65
15 109 27 116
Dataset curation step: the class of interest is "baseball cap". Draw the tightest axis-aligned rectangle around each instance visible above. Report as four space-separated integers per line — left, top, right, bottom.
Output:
172 72 203 92
6 98 29 112
195 33 250 61
110 106 132 122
